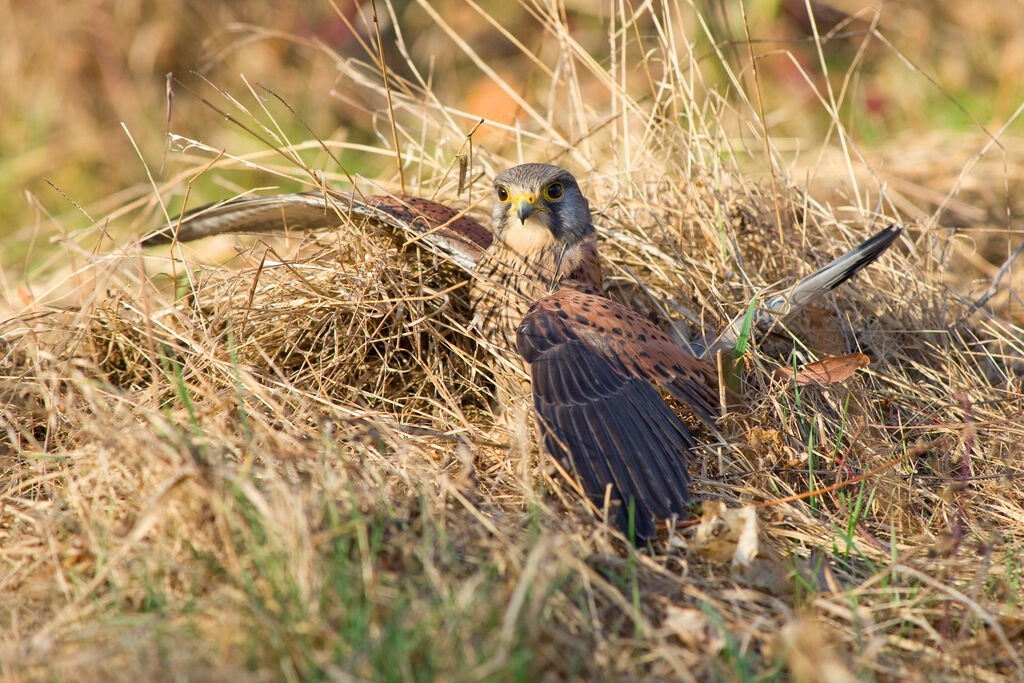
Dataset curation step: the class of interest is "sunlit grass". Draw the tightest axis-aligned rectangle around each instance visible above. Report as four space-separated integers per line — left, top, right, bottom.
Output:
2 0 1024 680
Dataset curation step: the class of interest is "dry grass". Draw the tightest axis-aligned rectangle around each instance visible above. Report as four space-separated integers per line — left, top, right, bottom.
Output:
3 1 1024 680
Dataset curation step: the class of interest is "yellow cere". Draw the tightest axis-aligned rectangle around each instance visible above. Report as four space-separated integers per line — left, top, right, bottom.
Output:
512 193 546 211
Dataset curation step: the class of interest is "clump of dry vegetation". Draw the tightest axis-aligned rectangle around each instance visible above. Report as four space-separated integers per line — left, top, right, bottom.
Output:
3 1 1024 680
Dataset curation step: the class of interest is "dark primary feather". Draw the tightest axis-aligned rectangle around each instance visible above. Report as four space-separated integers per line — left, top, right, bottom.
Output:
518 287 716 539
529 338 696 539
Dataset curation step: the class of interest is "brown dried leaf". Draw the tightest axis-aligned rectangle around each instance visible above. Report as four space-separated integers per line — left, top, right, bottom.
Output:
690 501 746 563
690 502 792 595
773 352 870 386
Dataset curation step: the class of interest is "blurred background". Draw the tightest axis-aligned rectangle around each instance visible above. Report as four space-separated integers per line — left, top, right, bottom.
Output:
2 0 1022 282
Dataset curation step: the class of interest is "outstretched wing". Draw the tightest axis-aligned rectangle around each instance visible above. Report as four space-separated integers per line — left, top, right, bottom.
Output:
143 191 492 270
516 287 718 539
697 224 903 356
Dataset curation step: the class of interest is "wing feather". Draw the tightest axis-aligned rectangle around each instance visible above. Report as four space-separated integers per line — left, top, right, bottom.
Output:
144 191 491 270
627 399 694 498
524 289 719 423
579 401 660 538
582 396 669 515
521 300 707 539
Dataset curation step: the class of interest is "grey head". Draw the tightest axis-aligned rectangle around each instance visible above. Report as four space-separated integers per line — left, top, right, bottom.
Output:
491 163 593 245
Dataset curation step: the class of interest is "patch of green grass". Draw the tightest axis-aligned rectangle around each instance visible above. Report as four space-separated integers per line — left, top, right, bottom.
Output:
216 483 552 680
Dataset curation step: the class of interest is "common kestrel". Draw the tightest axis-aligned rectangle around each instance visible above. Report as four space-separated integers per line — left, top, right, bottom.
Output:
146 163 901 539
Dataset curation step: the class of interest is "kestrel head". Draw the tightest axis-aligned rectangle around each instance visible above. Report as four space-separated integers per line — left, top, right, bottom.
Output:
491 164 593 249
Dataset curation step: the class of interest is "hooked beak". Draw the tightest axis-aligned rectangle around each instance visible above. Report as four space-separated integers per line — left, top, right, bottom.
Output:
513 194 539 223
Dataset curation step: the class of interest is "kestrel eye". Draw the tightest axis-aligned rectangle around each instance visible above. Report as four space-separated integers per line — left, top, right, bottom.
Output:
544 183 563 201
496 186 510 202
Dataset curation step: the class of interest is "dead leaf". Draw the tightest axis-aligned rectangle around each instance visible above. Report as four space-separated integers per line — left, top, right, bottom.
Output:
690 501 762 568
733 505 759 568
690 502 792 594
773 352 870 386
690 501 745 563
747 427 784 452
